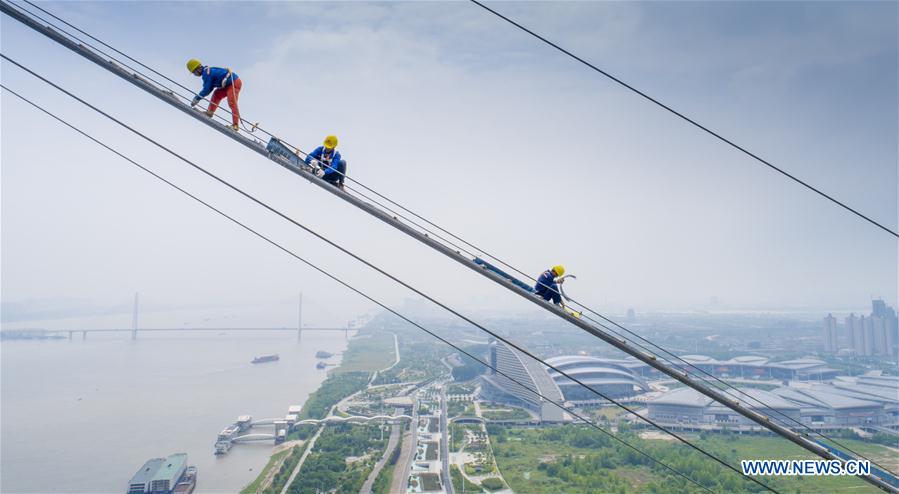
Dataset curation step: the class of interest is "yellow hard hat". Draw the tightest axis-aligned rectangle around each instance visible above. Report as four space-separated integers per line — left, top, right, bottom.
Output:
186 59 202 73
552 265 565 276
323 135 338 149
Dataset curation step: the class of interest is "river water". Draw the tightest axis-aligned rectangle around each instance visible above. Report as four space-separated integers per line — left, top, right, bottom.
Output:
1 330 350 493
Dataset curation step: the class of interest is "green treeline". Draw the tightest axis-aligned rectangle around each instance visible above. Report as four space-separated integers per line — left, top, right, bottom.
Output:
289 371 371 441
299 371 371 420
287 423 386 494
371 443 401 494
262 446 304 494
491 426 791 494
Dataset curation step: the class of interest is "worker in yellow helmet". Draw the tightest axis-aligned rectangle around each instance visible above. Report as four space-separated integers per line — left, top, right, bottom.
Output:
304 135 347 190
186 58 242 131
534 265 566 305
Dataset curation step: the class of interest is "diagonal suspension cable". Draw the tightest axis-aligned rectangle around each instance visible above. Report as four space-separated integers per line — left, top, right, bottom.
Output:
2 5 892 490
2 1 830 439
0 58 781 493
3 83 740 494
468 0 897 239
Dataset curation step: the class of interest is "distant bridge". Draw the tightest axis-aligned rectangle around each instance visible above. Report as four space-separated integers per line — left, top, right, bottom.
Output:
10 292 366 340
41 326 358 340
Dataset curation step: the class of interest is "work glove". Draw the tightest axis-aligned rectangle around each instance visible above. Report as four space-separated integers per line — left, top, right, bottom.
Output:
191 96 201 107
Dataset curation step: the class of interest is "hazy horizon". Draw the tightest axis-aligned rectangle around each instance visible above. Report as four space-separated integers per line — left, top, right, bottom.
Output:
2 1 896 329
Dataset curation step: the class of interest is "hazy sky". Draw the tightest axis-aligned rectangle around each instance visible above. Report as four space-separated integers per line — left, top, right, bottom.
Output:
1 1 896 329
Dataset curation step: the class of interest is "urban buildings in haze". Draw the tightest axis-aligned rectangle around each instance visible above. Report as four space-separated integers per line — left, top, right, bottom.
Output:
823 313 837 353
826 299 898 357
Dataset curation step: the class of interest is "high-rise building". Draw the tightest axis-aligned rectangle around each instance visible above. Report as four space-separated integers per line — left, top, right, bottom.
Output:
846 314 863 356
823 314 838 353
844 300 897 358
887 317 898 357
862 315 875 356
872 299 891 318
869 299 898 357
872 316 886 355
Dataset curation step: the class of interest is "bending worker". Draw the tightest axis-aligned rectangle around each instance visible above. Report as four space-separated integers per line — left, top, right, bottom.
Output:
186 59 242 131
304 135 347 189
534 265 566 305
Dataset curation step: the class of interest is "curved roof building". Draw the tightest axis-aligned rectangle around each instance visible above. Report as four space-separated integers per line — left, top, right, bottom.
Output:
544 356 651 401
645 379 896 430
585 354 840 381
647 387 802 426
482 340 566 422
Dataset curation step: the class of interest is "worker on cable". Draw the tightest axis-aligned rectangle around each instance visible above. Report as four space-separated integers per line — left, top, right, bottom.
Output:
304 135 347 190
186 59 242 131
534 265 566 305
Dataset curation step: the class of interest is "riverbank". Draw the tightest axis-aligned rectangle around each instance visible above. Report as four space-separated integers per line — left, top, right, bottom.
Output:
240 330 397 493
1 331 349 494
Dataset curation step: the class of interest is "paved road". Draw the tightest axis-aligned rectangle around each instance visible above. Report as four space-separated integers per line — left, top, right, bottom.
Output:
441 386 454 494
279 424 325 494
359 408 404 494
392 396 419 494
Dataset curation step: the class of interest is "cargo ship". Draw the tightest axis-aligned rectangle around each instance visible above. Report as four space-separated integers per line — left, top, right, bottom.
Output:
316 361 327 369
173 466 197 494
252 354 279 364
315 350 333 358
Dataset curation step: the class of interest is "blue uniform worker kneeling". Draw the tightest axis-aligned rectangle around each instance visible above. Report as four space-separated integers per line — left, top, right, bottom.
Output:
534 265 566 305
304 135 346 190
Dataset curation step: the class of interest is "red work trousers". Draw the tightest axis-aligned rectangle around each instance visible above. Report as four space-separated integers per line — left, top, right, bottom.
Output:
209 78 242 126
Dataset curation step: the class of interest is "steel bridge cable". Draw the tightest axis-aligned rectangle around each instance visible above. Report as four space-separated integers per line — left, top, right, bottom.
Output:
2 84 724 494
9 1 266 140
17 0 897 245
467 0 897 239
15 0 303 153
287 160 899 477
9 2 889 473
3 2 889 483
289 152 891 471
325 182 896 475
0 57 781 494
5 3 889 474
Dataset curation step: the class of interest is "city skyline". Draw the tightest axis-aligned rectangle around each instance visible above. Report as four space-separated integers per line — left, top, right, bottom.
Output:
2 1 896 325
3 2 898 493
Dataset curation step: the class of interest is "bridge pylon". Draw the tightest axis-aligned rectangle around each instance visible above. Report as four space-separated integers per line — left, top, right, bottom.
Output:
131 292 139 340
297 292 303 342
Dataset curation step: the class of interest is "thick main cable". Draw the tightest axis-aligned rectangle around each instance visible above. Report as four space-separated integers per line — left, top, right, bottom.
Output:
468 0 897 239
328 154 896 476
2 5 891 489
2 83 724 494
17 0 896 240
10 1 264 139
0 57 779 493
12 0 806 443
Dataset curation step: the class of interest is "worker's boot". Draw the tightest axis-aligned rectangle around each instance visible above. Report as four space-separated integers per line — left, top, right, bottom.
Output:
204 109 214 118
230 124 239 132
